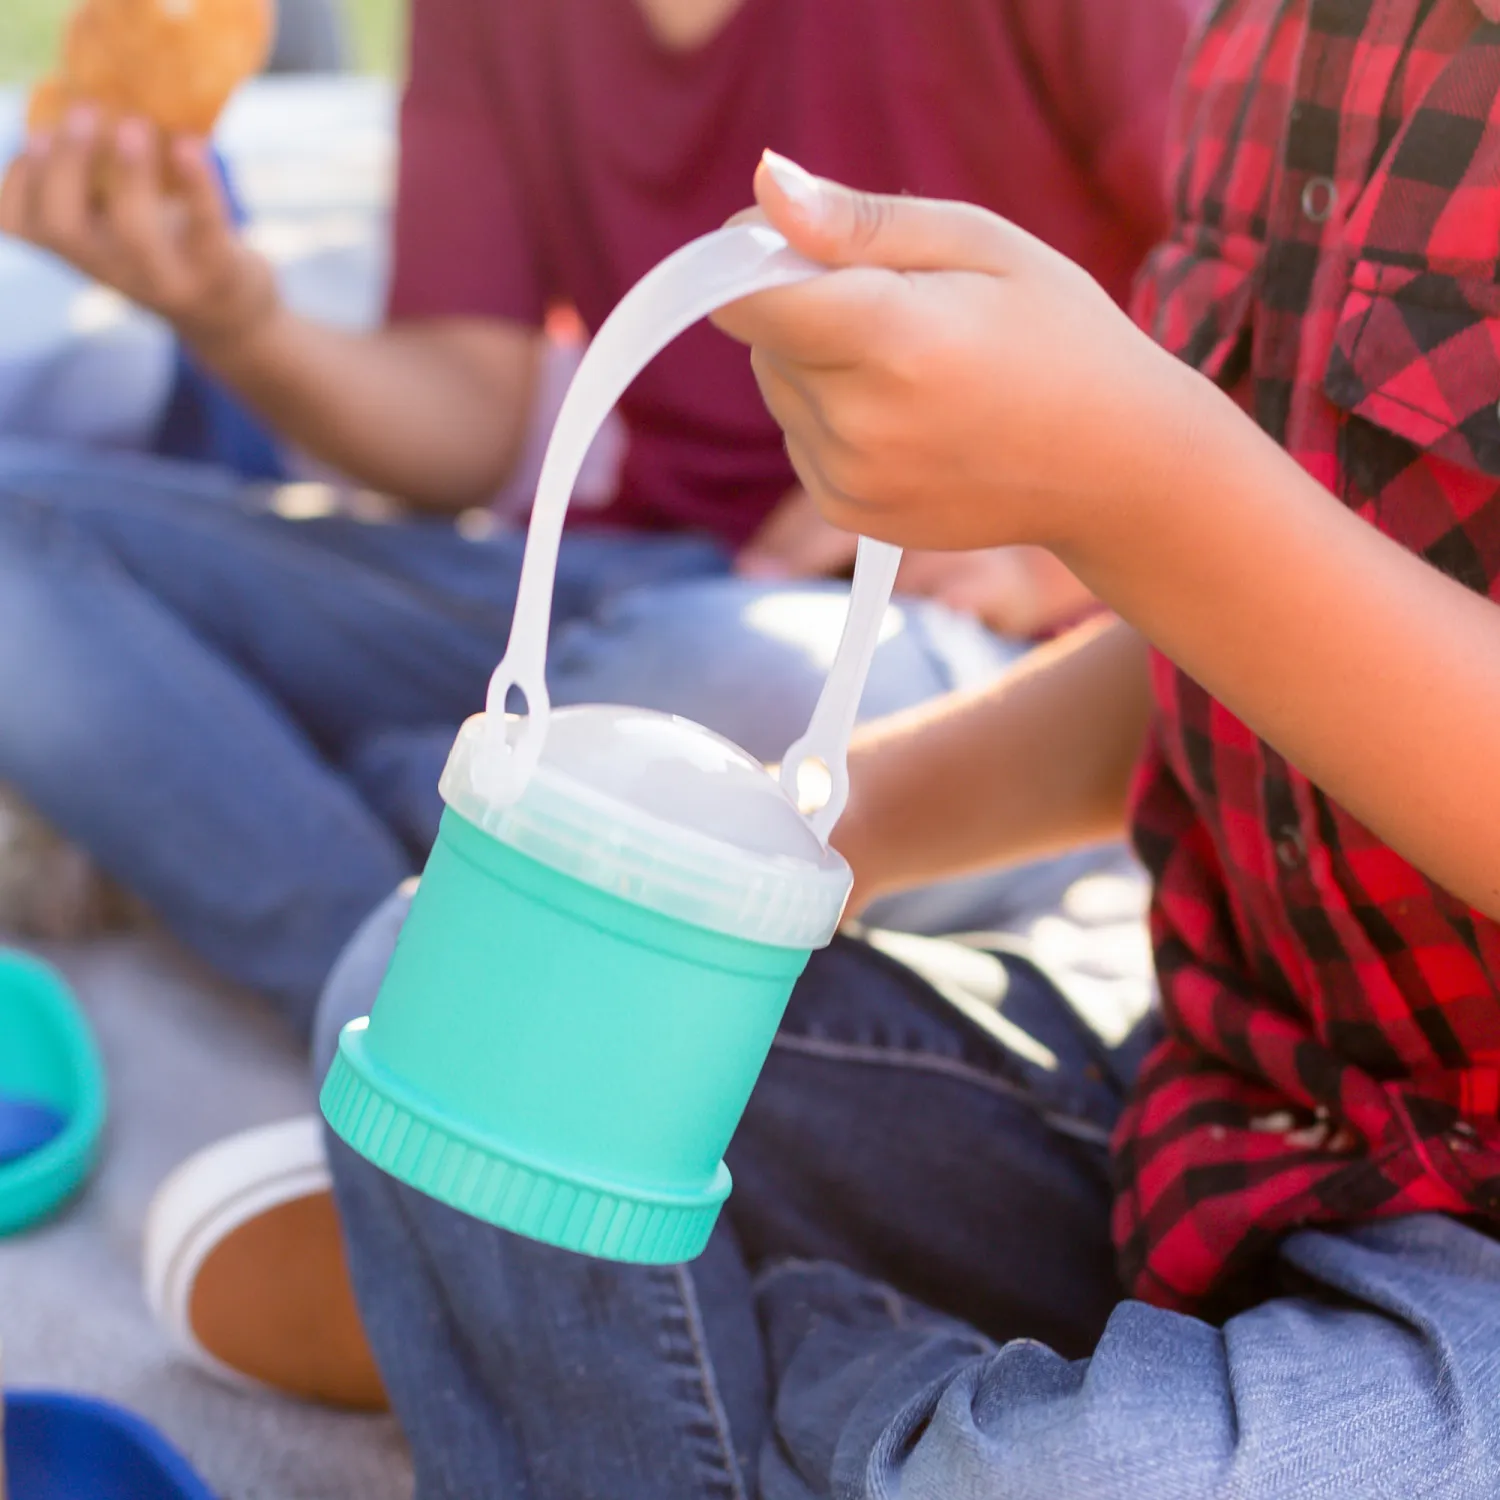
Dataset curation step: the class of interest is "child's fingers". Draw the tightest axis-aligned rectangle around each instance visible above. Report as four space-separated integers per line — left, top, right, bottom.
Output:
755 366 889 537
714 262 911 368
749 346 832 428
752 345 910 518
782 431 871 536
735 486 860 580
753 150 1039 278
749 349 841 462
751 358 871 526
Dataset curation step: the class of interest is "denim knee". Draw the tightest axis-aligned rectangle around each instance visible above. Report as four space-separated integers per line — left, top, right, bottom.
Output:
0 463 114 576
0 437 128 502
310 882 415 1083
0 437 70 488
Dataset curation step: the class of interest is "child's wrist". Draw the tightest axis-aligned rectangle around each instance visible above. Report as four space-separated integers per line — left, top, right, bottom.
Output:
1059 357 1245 582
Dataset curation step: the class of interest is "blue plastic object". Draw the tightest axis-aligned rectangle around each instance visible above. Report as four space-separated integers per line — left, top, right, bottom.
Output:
0 1097 67 1166
4 1391 217 1500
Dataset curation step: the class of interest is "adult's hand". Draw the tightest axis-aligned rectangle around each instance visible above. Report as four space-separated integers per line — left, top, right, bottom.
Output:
895 546 1095 638
739 492 1095 640
0 108 279 352
1 104 543 512
736 486 859 580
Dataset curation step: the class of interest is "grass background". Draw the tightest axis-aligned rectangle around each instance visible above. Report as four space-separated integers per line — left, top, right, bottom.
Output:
0 0 405 84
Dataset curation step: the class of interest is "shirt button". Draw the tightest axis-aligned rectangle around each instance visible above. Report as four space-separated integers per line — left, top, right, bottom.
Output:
1301 176 1338 224
1275 829 1306 869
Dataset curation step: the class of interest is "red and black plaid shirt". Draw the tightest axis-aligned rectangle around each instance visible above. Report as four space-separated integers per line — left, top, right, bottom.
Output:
1115 0 1500 1316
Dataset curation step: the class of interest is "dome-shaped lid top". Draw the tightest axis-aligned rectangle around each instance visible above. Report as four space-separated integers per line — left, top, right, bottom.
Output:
439 709 851 949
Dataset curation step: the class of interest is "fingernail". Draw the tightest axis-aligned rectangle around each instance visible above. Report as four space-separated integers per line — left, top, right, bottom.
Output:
762 150 826 222
115 117 149 159
64 104 97 141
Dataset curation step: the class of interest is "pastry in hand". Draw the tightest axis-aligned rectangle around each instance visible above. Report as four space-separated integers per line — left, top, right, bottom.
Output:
27 0 275 143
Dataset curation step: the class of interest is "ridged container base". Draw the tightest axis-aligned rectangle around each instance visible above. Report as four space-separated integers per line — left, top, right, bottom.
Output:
322 1024 729 1264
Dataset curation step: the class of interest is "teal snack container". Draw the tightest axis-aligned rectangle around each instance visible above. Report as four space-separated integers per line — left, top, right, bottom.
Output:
322 226 903 1263
322 708 850 1262
0 951 107 1235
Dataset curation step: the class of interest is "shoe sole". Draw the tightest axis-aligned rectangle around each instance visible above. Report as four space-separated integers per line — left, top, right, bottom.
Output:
144 1117 333 1396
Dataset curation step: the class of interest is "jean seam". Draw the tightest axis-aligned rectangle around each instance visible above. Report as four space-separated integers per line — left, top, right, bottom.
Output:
770 1032 1116 1147
672 1264 751 1500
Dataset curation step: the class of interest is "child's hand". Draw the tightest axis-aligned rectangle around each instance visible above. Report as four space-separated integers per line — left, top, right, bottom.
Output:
714 153 1209 563
0 108 279 353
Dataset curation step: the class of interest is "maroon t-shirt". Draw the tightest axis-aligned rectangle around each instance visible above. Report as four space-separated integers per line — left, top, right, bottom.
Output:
388 0 1199 547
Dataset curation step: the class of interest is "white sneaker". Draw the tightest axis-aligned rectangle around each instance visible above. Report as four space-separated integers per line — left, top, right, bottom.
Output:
144 1117 387 1411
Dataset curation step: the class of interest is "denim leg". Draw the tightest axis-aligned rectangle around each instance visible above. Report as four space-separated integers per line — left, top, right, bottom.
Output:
316 890 1131 1498
316 889 768 1500
0 463 410 1031
0 440 730 755
758 1213 1500 1499
729 931 1126 1356
322 902 1500 1497
0 440 725 1024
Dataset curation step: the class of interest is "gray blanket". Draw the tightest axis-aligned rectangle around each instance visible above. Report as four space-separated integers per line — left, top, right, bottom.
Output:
0 932 411 1500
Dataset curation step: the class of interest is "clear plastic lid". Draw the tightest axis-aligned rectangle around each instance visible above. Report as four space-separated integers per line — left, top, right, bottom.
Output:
440 709 852 949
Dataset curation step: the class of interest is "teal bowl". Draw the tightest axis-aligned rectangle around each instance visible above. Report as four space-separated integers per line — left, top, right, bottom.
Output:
0 951 106 1235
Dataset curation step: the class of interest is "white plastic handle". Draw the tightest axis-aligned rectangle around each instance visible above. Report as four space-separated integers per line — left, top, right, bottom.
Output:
778 537 901 843
476 224 823 802
476 223 905 821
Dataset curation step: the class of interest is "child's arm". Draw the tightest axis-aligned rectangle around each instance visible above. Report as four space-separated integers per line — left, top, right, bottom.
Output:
719 158 1500 921
836 615 1151 913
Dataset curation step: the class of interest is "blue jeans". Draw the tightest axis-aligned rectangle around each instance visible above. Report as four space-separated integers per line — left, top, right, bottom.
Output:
318 891 1500 1500
0 438 1109 1034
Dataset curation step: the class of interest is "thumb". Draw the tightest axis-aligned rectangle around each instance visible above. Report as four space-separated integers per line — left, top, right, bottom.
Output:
755 150 1030 277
